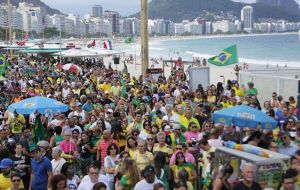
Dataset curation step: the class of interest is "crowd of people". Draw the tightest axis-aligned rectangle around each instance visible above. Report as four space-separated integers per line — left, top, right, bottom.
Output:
0 55 299 190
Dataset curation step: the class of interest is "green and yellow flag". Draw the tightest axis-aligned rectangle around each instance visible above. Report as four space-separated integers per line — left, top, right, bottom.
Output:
0 53 8 71
208 45 238 66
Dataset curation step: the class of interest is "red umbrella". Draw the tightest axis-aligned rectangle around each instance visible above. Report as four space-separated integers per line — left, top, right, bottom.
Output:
62 63 82 73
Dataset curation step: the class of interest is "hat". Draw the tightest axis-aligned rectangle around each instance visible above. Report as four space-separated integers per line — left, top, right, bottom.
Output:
0 158 13 169
76 102 82 107
107 109 113 113
105 91 110 95
29 144 40 153
164 125 172 131
143 165 155 176
173 124 181 130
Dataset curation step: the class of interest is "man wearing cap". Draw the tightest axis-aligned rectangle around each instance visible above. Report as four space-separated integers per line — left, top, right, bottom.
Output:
279 132 299 156
0 158 24 190
29 145 53 190
134 165 164 190
73 103 87 125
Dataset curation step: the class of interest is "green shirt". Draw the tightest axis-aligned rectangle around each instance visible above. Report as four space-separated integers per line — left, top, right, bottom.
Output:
246 88 258 96
119 175 135 190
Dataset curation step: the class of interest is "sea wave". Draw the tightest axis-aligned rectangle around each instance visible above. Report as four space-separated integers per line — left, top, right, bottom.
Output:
149 47 165 51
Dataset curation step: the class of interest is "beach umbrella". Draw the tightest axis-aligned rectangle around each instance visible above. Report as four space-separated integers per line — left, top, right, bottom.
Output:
62 63 82 73
212 105 277 129
8 96 69 114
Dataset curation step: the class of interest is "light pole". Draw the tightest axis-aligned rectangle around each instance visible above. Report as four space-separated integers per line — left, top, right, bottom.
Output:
141 0 149 77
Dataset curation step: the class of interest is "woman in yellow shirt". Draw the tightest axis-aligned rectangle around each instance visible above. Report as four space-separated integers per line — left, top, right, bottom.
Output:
207 90 216 104
125 136 138 157
133 140 154 171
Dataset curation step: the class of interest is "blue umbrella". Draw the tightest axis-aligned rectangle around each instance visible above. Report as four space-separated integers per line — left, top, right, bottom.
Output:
213 105 277 129
8 96 69 114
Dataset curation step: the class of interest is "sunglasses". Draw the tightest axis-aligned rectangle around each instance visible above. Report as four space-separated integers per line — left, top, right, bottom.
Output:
176 148 182 150
176 155 184 159
147 138 153 141
144 124 150 126
12 179 21 182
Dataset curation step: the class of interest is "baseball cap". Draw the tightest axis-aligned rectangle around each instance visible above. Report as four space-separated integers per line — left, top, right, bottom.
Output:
29 144 40 153
105 91 110 95
143 165 155 176
164 125 172 132
107 109 113 113
173 124 181 130
0 158 13 169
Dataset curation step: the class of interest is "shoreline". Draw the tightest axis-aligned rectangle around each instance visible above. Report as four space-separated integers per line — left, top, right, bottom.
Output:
114 32 300 68
139 31 299 43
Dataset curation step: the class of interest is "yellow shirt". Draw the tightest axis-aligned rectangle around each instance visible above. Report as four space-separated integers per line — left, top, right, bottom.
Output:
153 143 173 155
9 115 26 134
99 83 111 92
179 115 189 131
133 151 154 171
160 84 168 92
207 96 216 104
186 117 201 129
0 174 24 190
221 101 232 108
232 87 244 97
129 149 138 157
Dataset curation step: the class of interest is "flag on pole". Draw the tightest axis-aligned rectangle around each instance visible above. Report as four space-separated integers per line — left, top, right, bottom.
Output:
103 40 112 50
125 36 135 44
0 53 8 72
208 45 238 66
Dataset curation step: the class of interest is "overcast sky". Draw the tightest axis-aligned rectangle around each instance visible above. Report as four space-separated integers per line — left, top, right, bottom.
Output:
41 0 300 16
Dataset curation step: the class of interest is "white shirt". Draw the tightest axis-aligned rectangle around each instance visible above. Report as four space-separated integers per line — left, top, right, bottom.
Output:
162 113 179 123
208 139 224 147
78 174 110 190
62 87 71 98
74 110 87 123
51 158 66 175
67 175 80 190
90 120 112 131
134 178 164 190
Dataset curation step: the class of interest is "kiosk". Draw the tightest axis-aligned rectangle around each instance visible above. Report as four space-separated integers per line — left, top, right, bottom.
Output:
214 145 290 189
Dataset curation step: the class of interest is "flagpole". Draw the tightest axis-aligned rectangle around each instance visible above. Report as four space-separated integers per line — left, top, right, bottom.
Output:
59 20 62 100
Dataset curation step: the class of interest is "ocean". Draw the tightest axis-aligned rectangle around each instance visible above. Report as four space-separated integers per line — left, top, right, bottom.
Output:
120 33 300 67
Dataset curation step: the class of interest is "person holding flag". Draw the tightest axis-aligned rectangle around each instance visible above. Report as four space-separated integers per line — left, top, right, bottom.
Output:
208 45 238 66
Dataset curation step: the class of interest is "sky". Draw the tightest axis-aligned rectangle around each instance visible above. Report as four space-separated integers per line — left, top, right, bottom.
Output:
41 0 300 16
40 0 142 16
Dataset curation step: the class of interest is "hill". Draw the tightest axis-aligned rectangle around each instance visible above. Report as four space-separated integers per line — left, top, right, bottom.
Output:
0 0 62 15
132 0 300 22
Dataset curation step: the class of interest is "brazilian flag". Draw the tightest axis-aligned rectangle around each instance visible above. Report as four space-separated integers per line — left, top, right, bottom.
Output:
125 36 135 44
0 53 8 71
208 45 238 66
